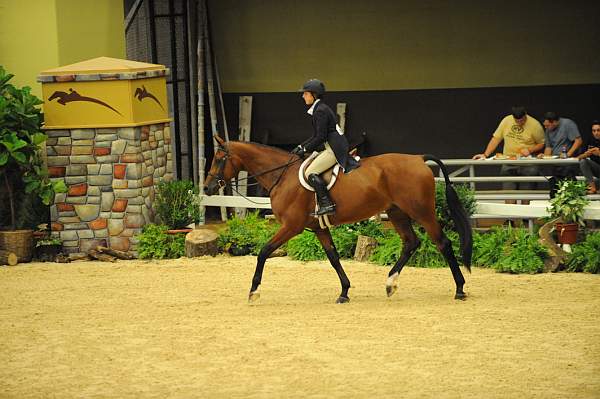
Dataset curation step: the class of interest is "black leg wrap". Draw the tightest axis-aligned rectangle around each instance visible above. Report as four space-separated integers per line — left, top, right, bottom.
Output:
439 236 466 298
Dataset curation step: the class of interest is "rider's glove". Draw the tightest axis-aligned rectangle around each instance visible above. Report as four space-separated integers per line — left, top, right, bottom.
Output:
291 145 306 158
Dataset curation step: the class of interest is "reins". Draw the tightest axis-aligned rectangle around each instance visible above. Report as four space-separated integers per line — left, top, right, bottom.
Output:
207 145 302 204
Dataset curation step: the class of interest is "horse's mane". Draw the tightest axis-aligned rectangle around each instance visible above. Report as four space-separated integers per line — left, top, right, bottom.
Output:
228 141 292 157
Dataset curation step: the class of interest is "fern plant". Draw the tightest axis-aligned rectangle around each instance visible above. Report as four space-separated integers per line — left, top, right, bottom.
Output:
492 228 548 274
565 232 600 273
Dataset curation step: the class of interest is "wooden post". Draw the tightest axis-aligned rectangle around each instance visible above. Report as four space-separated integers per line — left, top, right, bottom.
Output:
336 103 347 132
354 235 377 262
196 0 207 224
204 10 227 221
235 96 252 218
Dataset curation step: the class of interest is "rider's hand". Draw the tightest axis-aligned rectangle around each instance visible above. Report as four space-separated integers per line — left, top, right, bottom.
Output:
291 145 306 158
472 153 486 160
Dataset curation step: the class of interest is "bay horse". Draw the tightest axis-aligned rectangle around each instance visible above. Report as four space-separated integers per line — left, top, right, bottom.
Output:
204 136 472 303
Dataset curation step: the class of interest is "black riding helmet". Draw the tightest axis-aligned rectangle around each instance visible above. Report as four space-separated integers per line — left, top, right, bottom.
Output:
298 78 325 99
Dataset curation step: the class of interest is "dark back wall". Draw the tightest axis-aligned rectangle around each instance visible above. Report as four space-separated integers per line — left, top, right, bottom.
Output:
222 84 600 159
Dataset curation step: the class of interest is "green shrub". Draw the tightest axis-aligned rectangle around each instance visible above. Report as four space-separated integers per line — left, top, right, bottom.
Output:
369 231 402 266
286 220 387 261
492 228 548 274
435 182 477 230
137 224 186 259
370 227 460 268
217 211 280 255
408 229 461 268
287 230 326 261
0 66 67 229
565 232 600 274
472 227 511 268
330 220 387 259
154 180 200 229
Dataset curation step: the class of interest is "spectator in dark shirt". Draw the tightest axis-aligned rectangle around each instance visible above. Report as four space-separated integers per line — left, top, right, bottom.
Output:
577 120 600 194
538 111 583 197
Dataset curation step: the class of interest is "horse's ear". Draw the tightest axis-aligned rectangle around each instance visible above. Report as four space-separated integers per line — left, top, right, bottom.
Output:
214 135 226 147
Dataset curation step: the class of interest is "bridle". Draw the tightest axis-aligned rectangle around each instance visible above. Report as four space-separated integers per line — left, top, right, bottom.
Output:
207 145 231 190
207 144 302 200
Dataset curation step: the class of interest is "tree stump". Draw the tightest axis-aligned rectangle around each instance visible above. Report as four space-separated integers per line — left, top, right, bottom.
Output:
185 229 219 257
354 235 378 262
0 250 18 266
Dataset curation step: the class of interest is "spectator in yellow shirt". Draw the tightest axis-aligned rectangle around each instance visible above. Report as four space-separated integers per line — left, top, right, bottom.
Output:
472 106 545 190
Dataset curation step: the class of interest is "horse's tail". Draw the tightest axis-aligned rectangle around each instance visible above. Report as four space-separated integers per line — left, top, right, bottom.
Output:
422 154 472 271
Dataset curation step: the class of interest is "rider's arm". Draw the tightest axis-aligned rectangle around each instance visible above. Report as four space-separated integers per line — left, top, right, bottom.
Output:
302 109 329 152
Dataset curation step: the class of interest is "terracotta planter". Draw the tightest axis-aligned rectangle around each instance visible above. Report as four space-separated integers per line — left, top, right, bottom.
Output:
555 222 579 245
166 228 193 235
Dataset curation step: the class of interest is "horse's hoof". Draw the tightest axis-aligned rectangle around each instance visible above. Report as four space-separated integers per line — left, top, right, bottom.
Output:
454 292 467 300
386 284 397 297
386 273 398 297
335 296 350 304
248 290 260 302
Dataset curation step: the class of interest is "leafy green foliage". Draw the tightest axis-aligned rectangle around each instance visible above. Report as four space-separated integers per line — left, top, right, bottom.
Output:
0 65 67 229
547 180 590 226
409 229 460 268
287 230 326 261
472 227 511 268
565 231 600 274
330 220 387 259
287 220 387 261
369 230 402 266
491 228 548 274
217 211 280 255
435 183 477 230
137 224 186 259
370 227 460 268
154 180 201 229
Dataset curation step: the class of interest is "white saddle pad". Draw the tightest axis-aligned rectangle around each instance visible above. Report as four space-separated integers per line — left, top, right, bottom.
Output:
298 152 341 191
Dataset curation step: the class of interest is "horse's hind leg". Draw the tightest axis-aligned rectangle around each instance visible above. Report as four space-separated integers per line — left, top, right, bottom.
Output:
419 215 466 300
385 206 421 297
249 225 303 302
314 229 351 303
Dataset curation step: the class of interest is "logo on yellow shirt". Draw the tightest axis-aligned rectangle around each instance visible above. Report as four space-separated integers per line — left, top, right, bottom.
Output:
507 124 524 138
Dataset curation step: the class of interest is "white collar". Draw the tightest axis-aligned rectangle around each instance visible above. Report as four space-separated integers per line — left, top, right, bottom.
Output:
307 99 320 115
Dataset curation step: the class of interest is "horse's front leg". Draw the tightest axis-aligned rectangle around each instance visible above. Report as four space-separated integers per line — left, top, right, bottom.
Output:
249 225 302 302
314 229 351 303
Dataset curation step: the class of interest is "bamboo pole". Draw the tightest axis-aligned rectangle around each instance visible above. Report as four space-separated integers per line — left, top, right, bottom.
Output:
214 56 229 142
196 0 207 224
204 5 227 221
187 0 199 186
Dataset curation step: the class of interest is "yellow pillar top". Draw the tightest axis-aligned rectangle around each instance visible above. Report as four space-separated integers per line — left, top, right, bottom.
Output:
38 56 168 82
38 57 171 129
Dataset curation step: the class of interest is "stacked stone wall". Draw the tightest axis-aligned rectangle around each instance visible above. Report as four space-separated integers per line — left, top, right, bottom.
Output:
47 123 173 255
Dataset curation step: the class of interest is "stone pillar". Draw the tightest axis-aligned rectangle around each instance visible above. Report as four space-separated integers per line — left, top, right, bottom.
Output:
39 57 173 256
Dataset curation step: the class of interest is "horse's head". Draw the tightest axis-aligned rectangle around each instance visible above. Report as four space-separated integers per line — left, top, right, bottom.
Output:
204 136 237 195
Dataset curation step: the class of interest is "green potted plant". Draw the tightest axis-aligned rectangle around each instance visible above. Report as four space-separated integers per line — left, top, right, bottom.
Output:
0 66 67 262
154 179 200 233
547 179 590 244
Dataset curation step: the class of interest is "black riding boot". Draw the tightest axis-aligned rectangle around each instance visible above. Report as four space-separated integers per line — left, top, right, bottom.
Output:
307 173 336 216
